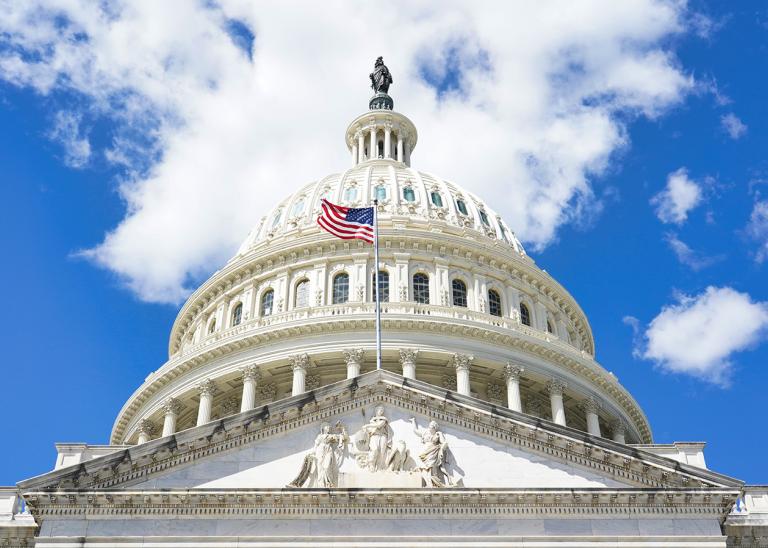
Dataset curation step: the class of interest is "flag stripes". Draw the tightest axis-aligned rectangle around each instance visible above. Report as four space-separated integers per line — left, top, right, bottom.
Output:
317 199 375 243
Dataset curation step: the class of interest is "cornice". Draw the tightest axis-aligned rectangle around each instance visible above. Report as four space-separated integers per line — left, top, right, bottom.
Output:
25 488 738 520
112 304 649 444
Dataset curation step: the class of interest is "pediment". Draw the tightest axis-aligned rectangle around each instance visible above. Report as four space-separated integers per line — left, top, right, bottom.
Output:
18 371 740 493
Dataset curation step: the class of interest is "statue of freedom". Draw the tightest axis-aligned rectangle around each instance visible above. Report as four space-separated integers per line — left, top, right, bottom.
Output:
369 57 393 94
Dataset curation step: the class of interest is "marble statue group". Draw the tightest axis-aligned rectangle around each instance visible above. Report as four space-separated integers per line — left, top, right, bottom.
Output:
287 407 458 488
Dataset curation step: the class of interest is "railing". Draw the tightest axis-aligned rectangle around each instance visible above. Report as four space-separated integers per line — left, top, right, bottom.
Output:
177 302 590 362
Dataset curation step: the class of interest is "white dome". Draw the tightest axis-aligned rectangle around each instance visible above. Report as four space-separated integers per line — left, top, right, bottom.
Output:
111 103 651 447
235 162 526 259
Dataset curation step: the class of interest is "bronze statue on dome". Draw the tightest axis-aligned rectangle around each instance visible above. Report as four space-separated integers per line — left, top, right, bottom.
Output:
370 56 393 94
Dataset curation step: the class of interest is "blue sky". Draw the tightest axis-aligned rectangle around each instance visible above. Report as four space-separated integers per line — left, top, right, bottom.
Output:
1 1 767 485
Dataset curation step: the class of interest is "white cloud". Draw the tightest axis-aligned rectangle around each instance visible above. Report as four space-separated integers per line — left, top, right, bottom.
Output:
0 1 695 303
633 287 768 385
720 113 747 139
651 168 703 225
746 200 768 263
664 232 723 270
48 110 91 168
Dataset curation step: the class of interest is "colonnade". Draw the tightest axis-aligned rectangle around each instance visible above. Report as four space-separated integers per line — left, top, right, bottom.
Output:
134 350 630 446
351 124 410 165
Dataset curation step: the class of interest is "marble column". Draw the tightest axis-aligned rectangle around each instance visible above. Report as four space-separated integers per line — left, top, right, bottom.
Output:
370 127 377 159
453 354 474 396
290 353 310 396
240 364 261 413
384 125 392 158
611 419 627 444
396 135 404 162
196 379 217 426
357 132 365 163
343 348 365 379
136 419 155 444
399 349 419 379
546 378 567 426
351 143 358 165
161 397 182 437
581 396 602 437
504 363 524 412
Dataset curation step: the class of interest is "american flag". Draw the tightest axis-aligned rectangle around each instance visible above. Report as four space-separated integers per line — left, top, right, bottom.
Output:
317 199 375 244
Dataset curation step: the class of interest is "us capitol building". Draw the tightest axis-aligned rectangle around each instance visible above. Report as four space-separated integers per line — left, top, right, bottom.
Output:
2 59 766 547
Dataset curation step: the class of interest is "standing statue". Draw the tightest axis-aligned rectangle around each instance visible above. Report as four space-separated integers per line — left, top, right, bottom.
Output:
353 406 394 471
370 56 393 94
287 421 348 488
410 417 454 487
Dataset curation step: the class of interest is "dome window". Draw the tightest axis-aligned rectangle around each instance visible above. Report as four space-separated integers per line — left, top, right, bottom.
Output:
207 318 216 334
479 209 490 226
403 186 416 203
430 191 443 208
231 303 243 326
498 222 509 242
413 273 429 304
295 279 310 308
547 319 554 334
375 184 387 202
456 198 468 216
372 271 389 302
290 198 305 218
343 186 358 202
332 273 349 304
261 290 274 317
488 290 502 317
519 303 531 326
452 279 468 308
271 210 283 228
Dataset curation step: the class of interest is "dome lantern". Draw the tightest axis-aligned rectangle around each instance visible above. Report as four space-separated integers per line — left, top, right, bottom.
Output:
346 57 418 166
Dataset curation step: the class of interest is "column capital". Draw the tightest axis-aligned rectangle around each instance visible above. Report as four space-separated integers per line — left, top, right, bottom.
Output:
197 378 217 397
452 353 474 372
546 378 567 396
343 348 365 366
161 397 182 416
578 395 601 414
610 418 627 436
137 419 155 436
399 348 419 364
504 363 524 382
289 353 311 372
241 364 261 382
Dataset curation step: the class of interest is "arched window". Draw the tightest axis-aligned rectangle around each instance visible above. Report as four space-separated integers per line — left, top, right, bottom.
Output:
372 271 389 302
271 209 282 228
260 290 274 317
332 273 349 304
290 197 305 218
403 186 416 202
207 318 216 334
344 185 358 202
456 198 468 216
519 303 531 326
295 279 310 308
430 191 443 207
375 184 387 202
488 290 502 317
413 273 430 304
546 319 554 334
452 279 468 307
479 209 490 226
231 303 243 326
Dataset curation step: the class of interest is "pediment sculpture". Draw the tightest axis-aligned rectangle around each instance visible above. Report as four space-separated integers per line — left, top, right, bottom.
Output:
287 408 460 488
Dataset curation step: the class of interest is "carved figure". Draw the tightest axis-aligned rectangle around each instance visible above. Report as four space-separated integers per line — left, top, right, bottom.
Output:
354 406 393 471
410 417 454 487
370 56 393 94
386 439 411 472
287 421 348 488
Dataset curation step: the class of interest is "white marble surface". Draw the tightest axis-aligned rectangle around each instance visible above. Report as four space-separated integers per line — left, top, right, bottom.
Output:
132 405 631 489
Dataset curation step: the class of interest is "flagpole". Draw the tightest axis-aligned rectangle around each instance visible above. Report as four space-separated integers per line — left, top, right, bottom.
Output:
373 199 382 370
